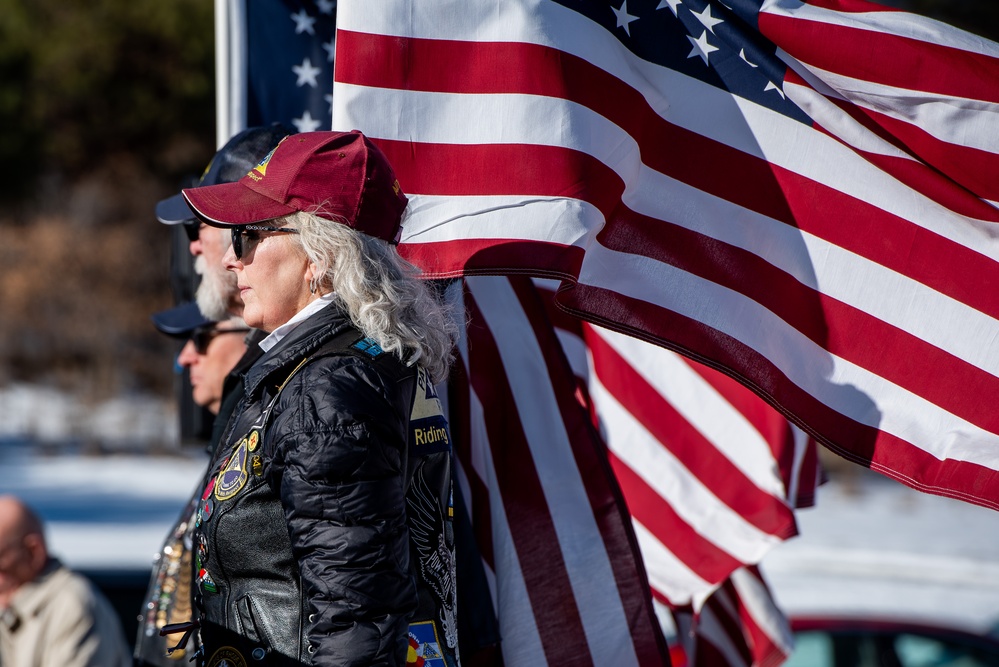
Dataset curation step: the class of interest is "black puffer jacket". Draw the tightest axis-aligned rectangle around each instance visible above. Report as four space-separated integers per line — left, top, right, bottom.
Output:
192 304 418 667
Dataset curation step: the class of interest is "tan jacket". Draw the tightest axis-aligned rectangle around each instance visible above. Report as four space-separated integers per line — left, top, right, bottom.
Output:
0 559 130 667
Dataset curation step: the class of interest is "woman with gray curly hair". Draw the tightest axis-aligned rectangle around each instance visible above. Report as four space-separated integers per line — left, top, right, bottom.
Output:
177 131 459 667
292 209 454 383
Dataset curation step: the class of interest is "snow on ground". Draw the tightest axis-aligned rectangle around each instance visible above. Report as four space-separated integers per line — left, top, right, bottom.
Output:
0 384 179 450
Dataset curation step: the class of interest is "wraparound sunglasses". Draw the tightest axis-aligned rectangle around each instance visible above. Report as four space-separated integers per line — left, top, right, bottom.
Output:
231 225 300 260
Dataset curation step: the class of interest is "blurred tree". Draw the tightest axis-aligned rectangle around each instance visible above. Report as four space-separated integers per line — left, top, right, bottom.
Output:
0 0 215 206
0 0 216 399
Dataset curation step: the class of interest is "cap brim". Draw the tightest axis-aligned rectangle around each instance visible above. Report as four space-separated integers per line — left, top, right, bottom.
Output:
151 302 214 336
183 181 295 228
156 193 198 225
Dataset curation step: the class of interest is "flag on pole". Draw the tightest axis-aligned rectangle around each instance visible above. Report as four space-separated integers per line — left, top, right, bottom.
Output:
215 0 335 143
332 0 999 511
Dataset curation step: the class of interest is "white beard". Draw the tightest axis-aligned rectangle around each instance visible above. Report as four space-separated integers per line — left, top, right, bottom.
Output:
194 255 239 320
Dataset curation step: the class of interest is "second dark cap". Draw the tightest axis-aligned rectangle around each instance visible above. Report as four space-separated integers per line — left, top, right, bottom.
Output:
156 123 294 226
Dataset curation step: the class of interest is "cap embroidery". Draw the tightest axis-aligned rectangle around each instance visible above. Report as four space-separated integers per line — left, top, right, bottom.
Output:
248 144 280 182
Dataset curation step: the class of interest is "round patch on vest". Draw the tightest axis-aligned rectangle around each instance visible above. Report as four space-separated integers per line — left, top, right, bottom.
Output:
214 437 249 501
207 645 247 667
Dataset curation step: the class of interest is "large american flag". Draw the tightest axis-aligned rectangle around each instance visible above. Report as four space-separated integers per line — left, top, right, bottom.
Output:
215 0 999 664
332 0 999 510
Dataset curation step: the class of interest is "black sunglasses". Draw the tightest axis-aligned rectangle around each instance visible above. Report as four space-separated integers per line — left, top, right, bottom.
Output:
231 225 300 260
181 221 202 243
190 326 251 354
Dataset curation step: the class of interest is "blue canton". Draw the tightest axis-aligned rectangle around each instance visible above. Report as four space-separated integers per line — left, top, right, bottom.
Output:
246 0 338 132
553 0 811 123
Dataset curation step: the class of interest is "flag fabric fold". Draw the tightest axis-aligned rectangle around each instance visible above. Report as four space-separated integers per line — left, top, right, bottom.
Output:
459 276 817 666
333 0 999 510
451 276 671 666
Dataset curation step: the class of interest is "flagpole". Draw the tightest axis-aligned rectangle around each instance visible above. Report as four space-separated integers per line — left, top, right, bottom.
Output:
214 0 248 147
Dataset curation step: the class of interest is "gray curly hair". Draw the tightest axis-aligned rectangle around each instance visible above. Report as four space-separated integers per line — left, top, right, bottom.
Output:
286 210 457 382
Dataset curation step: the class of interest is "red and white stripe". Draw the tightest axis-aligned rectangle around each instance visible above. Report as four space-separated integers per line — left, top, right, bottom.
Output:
532 279 818 608
584 322 817 607
334 0 999 510
676 566 795 667
451 276 668 666
454 274 813 665
532 278 813 666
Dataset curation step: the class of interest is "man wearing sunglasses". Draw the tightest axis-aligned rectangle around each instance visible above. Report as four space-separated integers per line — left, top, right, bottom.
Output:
137 302 249 666
151 302 250 416
176 322 252 414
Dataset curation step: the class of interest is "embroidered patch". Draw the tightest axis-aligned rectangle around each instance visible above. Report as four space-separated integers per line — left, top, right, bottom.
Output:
214 437 249 501
206 645 247 667
246 430 260 452
407 621 446 667
407 469 457 650
198 568 217 594
409 367 451 456
351 336 384 357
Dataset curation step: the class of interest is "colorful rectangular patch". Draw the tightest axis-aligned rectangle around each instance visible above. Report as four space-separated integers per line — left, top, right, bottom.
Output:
407 621 446 667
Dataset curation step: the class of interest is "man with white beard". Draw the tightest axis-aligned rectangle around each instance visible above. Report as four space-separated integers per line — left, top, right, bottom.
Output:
157 124 293 320
191 243 237 320
135 125 291 667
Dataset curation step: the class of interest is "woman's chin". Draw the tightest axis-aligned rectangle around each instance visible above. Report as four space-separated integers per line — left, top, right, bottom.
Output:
241 308 266 332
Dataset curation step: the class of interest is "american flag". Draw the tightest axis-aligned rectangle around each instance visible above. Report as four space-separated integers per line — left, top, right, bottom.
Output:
535 278 816 666
332 0 999 511
453 274 819 666
215 0 336 141
451 276 671 665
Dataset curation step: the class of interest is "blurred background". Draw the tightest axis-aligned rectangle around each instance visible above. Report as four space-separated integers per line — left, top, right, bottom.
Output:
0 0 215 450
0 0 997 663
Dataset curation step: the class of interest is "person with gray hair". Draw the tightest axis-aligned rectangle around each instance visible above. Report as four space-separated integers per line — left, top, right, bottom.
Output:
0 495 131 667
176 130 459 666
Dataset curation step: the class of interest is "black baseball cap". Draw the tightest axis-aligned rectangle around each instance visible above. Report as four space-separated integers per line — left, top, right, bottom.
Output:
151 302 214 337
156 123 294 226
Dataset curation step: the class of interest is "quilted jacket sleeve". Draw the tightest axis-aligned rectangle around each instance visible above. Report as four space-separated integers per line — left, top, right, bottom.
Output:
266 356 416 667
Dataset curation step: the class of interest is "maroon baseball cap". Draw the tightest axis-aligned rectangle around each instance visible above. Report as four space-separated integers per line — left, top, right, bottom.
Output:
182 130 408 243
